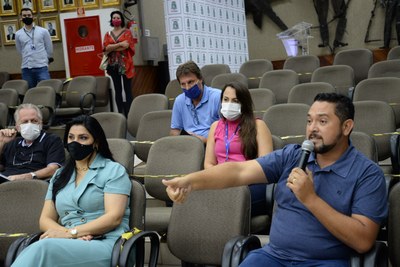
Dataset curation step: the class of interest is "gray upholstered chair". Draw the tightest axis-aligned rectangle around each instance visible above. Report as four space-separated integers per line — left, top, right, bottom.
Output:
351 131 379 163
0 180 49 265
283 55 320 83
132 110 172 180
37 79 64 108
94 76 111 113
0 71 10 88
92 112 127 139
200 64 231 86
311 65 355 97
22 86 56 127
249 88 276 119
55 76 97 119
107 138 135 177
353 77 400 129
353 100 396 175
2 79 28 100
167 186 251 266
239 59 273 89
164 79 181 109
387 45 400 60
0 88 18 126
287 82 335 106
333 48 373 84
211 73 248 90
368 59 400 79
259 70 299 104
263 103 310 146
144 136 205 235
126 93 168 139
0 103 8 128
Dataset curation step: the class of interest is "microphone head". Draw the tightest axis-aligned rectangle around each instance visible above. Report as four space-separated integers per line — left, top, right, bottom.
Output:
302 140 314 153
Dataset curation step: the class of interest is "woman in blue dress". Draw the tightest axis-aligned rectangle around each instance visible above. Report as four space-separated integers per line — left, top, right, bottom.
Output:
12 115 131 266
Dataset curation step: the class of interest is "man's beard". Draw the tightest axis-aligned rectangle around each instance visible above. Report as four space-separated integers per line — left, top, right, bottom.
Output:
310 131 343 154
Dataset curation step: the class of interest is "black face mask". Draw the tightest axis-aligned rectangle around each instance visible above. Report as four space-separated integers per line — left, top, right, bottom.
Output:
67 141 94 161
22 17 33 25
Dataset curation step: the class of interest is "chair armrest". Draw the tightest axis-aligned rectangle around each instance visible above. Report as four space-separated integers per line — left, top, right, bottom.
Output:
350 241 388 267
4 232 42 267
79 92 96 115
221 235 261 267
390 134 400 174
111 230 159 267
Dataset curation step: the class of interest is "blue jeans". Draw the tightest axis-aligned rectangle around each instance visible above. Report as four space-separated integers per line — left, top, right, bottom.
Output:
22 66 50 88
240 248 350 267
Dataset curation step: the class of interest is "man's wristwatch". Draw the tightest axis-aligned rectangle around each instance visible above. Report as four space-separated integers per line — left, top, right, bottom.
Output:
30 172 37 179
69 228 78 238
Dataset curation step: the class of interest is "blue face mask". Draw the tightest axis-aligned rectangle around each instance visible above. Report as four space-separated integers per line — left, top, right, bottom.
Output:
182 83 202 99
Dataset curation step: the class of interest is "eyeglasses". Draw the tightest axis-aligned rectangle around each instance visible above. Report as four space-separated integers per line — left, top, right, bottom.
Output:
13 147 34 166
191 108 199 126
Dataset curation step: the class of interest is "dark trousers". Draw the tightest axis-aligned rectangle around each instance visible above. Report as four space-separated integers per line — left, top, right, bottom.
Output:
107 66 133 117
314 0 348 47
384 0 400 48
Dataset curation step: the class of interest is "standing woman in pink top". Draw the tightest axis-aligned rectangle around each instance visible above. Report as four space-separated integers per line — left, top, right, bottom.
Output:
205 81 273 217
103 10 135 117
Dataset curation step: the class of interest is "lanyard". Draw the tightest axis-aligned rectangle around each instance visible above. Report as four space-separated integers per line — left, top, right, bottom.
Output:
23 27 35 50
224 122 240 162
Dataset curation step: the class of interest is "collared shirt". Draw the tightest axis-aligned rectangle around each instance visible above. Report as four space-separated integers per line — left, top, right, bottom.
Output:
171 85 221 138
256 143 388 261
0 131 65 176
15 25 53 69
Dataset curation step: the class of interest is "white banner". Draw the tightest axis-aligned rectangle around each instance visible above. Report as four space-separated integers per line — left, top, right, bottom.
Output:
164 0 249 80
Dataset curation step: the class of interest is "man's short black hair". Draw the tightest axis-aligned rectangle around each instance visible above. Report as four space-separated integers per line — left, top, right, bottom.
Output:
313 92 354 123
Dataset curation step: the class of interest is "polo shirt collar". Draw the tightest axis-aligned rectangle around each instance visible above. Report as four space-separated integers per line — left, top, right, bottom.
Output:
308 141 356 178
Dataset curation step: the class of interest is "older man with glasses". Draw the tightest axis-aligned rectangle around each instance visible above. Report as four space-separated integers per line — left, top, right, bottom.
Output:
170 61 221 143
0 103 64 182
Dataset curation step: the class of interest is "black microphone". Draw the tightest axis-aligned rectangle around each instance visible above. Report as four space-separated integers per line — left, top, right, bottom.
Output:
298 140 314 170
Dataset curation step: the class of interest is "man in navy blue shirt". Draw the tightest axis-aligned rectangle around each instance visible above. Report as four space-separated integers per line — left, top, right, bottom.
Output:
163 92 388 266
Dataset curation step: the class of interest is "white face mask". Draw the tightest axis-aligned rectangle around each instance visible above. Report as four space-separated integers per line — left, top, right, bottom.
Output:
20 123 41 141
221 102 241 121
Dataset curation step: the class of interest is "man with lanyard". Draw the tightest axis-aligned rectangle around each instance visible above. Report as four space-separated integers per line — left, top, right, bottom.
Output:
170 61 221 144
0 103 65 182
15 8 53 89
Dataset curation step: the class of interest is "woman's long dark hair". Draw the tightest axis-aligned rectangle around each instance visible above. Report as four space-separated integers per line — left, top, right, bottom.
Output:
52 115 114 202
221 82 258 160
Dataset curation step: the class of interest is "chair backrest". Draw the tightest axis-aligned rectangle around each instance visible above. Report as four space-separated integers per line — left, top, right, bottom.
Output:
263 103 309 146
283 55 320 83
167 186 251 265
37 79 63 94
91 112 127 139
164 79 181 109
287 82 335 105
353 100 396 162
0 71 10 88
135 110 172 162
65 76 97 107
259 70 299 104
108 138 135 177
94 76 111 112
126 93 168 138
0 88 19 107
2 80 28 97
387 45 400 60
145 136 205 202
239 59 273 88
129 179 146 230
0 180 48 262
350 131 379 163
311 65 355 97
23 86 56 126
200 64 231 86
389 182 400 267
368 59 400 79
333 48 373 84
249 88 276 119
0 102 8 128
211 73 248 90
353 77 400 129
